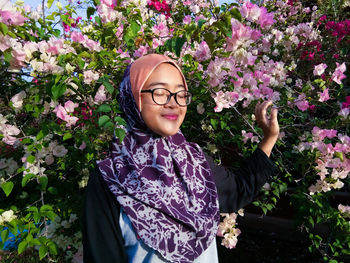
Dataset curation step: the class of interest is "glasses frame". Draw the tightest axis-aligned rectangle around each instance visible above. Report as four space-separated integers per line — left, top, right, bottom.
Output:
141 88 192 106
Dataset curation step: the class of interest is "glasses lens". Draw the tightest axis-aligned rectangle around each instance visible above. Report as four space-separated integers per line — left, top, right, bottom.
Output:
176 91 192 106
152 88 170 105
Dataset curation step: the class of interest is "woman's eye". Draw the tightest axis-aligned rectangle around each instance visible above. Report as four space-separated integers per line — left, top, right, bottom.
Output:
153 90 167 96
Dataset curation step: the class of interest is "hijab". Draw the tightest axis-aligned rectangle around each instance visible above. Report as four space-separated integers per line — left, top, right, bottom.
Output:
97 54 220 263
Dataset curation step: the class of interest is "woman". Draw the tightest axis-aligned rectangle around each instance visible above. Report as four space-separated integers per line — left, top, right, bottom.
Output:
83 54 279 263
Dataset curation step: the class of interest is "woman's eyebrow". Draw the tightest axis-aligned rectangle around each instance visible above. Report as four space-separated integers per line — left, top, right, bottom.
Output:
148 82 185 88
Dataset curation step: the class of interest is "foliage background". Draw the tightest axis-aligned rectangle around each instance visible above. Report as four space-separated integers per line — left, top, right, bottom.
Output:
0 0 349 262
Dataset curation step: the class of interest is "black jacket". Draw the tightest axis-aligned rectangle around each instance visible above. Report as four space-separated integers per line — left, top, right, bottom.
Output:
82 148 275 263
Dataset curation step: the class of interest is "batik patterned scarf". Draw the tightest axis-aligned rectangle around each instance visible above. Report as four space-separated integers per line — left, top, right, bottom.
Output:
98 64 220 263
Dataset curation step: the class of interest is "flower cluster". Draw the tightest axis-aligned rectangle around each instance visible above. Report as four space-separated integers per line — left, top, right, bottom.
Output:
147 0 171 18
338 204 350 219
296 127 350 195
53 101 79 128
217 209 244 249
0 114 20 145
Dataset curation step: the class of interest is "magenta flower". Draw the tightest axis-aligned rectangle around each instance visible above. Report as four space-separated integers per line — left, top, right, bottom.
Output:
63 22 70 32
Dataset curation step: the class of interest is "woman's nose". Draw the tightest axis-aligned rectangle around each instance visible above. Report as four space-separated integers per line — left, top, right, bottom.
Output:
165 94 178 107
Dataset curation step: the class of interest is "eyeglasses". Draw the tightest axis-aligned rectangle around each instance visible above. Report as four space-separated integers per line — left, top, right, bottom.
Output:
141 88 192 106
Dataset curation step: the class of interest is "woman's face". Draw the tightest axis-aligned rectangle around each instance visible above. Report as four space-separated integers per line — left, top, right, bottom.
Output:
140 63 187 137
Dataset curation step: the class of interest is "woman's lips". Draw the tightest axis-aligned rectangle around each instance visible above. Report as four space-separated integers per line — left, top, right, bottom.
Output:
162 114 178 120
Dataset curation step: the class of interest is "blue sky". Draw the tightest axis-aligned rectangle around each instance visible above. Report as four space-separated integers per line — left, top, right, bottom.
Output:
22 0 236 11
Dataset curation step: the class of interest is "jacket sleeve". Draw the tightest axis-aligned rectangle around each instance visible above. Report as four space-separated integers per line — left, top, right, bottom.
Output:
82 168 128 263
206 148 276 213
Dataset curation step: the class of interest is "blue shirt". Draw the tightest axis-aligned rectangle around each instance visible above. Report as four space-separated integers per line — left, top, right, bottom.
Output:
120 209 219 263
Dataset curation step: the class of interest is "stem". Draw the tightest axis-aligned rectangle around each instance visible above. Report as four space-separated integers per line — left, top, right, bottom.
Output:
42 0 46 33
232 106 263 139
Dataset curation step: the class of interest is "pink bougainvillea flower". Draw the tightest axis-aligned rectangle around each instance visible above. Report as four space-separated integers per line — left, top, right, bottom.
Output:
83 70 100 85
331 62 346 85
318 88 330 102
71 31 85 43
53 101 79 127
313 63 327 76
257 6 275 29
0 124 20 145
0 10 27 26
64 101 79 113
115 24 124 40
295 94 309 111
152 22 169 37
0 35 12 52
133 45 148 58
213 90 239 112
183 15 191 24
195 41 211 62
94 85 107 104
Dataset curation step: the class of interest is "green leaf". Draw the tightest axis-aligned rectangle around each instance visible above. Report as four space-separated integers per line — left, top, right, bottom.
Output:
203 32 215 52
97 104 112 113
0 22 9 35
123 20 141 47
27 155 36 164
36 130 44 141
95 16 102 27
39 176 48 191
98 115 111 127
51 83 66 100
115 128 126 142
3 49 12 63
1 229 9 243
210 119 218 129
197 19 206 28
33 212 41 223
18 240 28 255
22 173 36 187
230 8 242 22
87 7 96 19
63 133 72 141
39 245 48 260
174 37 186 57
103 80 114 94
114 116 127 126
46 14 55 20
48 241 58 255
40 205 53 213
1 181 14 197
26 206 38 213
48 187 58 195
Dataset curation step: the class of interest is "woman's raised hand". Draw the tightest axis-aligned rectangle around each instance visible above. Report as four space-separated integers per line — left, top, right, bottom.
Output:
255 100 280 157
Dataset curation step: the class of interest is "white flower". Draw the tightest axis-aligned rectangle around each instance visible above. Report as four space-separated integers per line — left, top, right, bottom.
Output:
53 145 68 157
0 210 17 225
45 154 54 165
10 90 26 109
65 63 75 74
196 103 205 114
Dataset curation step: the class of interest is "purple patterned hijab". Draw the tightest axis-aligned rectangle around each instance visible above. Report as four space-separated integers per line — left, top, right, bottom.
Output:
97 55 220 263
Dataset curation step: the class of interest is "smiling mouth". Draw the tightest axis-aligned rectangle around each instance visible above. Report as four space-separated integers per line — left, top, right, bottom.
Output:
162 114 178 120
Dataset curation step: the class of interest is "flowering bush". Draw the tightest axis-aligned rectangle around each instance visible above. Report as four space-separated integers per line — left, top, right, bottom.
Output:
0 0 349 261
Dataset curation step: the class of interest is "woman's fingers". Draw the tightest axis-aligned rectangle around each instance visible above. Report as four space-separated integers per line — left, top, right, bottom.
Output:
255 100 272 127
